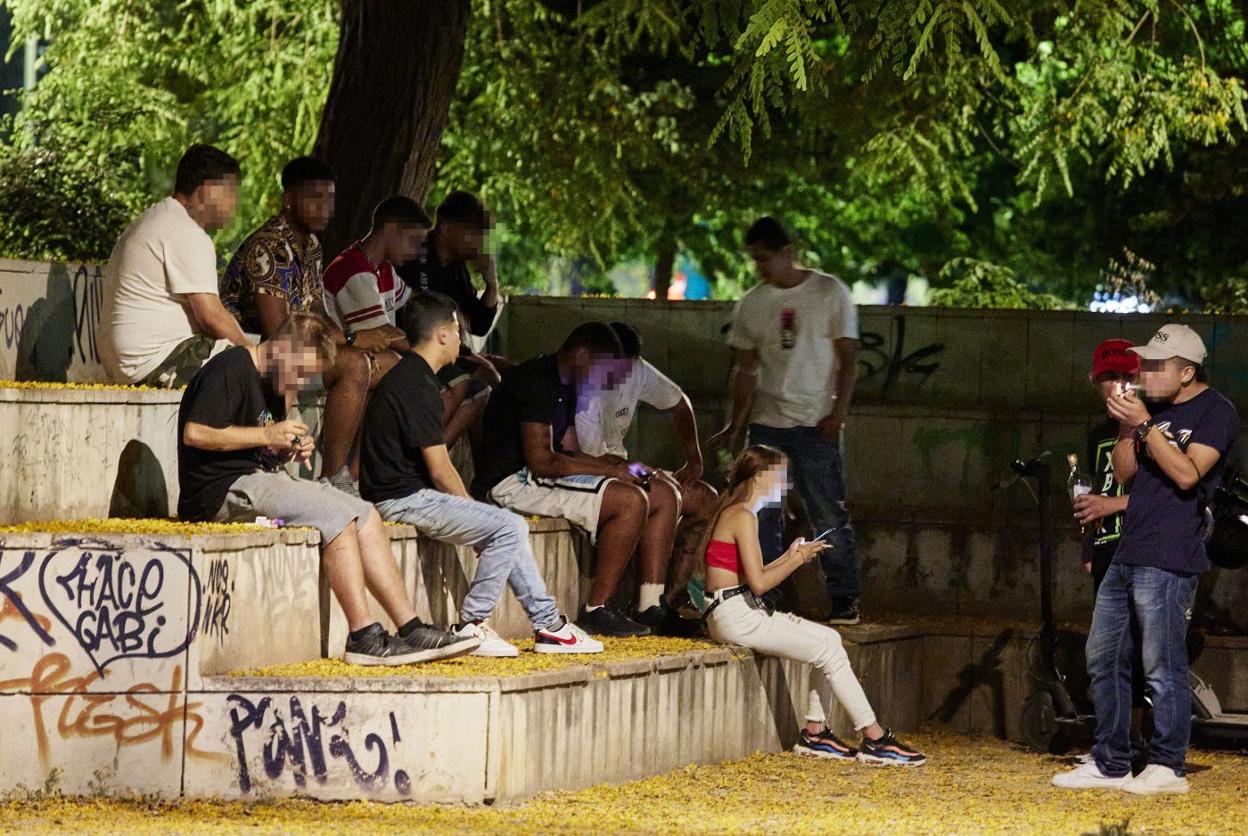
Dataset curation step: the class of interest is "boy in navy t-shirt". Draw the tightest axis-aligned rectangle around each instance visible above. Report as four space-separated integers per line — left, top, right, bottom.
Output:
1054 325 1240 796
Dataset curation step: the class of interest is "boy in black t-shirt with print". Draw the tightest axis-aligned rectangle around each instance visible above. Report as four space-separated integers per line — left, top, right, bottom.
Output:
177 313 478 666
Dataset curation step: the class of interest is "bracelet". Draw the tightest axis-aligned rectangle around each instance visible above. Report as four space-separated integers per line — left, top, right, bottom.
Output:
344 329 357 347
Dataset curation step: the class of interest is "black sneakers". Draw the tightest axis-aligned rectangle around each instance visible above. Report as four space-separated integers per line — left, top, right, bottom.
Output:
827 598 861 626
575 606 651 638
343 622 480 666
857 728 927 767
794 728 858 761
635 598 703 637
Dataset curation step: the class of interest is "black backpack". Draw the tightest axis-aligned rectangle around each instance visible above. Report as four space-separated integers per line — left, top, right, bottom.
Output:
1207 437 1248 570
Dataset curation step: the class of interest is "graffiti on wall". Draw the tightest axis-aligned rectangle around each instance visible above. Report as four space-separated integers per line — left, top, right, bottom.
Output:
226 695 414 796
0 540 201 675
859 314 945 396
0 263 106 376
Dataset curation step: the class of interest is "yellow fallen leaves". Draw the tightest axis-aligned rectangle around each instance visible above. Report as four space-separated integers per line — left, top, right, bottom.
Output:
4 731 1247 834
0 518 282 536
235 637 718 679
0 379 175 392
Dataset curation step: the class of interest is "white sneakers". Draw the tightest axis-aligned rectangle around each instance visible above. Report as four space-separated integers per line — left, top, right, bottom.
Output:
1052 761 1132 790
534 618 604 654
453 621 519 657
452 617 606 656
1123 764 1189 795
1052 761 1189 795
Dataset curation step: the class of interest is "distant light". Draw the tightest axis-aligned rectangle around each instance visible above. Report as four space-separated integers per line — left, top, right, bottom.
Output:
1089 294 1152 314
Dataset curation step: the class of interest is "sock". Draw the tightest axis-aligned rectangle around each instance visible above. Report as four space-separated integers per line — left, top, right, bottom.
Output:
584 603 604 613
639 583 665 611
397 617 427 638
349 622 381 642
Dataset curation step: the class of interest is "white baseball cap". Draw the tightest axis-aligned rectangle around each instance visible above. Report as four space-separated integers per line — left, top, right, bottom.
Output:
1128 324 1207 365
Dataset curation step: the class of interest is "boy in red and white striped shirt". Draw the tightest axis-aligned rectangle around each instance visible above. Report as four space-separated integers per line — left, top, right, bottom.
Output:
318 197 430 491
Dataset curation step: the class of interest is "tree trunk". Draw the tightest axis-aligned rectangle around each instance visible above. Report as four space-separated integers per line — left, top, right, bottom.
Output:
653 237 677 300
314 0 472 257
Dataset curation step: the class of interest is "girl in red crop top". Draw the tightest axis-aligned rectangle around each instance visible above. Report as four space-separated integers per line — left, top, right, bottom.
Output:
700 445 927 766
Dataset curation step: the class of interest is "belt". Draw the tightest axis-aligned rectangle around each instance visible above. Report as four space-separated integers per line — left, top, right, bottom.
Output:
702 585 772 620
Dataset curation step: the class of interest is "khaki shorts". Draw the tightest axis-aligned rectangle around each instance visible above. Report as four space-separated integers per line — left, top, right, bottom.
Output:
141 334 232 388
487 468 615 544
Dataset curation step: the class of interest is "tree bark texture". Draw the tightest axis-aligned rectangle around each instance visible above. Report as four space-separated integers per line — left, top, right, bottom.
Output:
652 236 677 300
315 0 471 257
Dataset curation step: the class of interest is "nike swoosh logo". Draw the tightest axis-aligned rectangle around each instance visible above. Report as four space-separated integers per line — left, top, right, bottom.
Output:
537 631 579 646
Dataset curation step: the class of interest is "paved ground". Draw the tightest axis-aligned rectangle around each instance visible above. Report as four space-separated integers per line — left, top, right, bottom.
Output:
4 731 1246 834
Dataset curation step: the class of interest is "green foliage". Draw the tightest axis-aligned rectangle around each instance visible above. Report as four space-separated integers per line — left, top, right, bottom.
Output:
929 257 1072 309
0 0 338 258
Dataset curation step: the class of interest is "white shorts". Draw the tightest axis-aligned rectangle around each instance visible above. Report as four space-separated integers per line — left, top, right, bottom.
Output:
488 468 615 544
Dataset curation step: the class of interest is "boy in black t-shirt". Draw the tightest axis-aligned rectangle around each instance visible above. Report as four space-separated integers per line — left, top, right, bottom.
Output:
473 323 657 638
1054 325 1240 796
360 293 601 656
178 313 478 666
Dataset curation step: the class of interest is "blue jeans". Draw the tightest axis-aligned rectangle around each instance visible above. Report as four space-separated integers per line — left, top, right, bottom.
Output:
375 490 560 630
747 424 860 603
1088 563 1198 776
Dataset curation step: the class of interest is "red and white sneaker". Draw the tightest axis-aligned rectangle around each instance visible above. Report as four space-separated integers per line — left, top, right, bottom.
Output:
535 617 604 654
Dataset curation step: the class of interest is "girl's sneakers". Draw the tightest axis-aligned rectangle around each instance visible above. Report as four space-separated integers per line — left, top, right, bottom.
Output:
794 728 858 761
857 728 928 767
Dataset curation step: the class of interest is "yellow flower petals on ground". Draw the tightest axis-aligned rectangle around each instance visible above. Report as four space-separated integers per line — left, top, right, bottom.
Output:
234 637 718 679
4 731 1246 834
0 379 175 391
0 518 291 536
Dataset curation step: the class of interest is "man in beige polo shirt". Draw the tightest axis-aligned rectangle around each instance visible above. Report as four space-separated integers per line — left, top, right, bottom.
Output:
101 144 252 387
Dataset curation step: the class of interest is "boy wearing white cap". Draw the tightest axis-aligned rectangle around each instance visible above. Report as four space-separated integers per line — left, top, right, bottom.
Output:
1054 324 1239 795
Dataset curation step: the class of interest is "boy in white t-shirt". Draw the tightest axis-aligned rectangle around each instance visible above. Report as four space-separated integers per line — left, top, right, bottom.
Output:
101 144 252 387
710 216 863 625
573 321 717 632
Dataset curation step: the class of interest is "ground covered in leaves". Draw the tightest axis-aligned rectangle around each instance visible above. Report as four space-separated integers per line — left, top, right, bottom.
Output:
4 731 1246 834
235 637 719 679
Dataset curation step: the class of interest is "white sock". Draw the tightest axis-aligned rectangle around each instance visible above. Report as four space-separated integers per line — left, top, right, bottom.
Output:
639 583 665 611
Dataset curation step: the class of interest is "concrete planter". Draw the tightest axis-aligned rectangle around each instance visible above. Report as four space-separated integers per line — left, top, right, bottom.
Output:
0 387 183 524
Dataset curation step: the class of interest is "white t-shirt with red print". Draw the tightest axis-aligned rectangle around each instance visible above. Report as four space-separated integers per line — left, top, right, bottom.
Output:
322 245 412 331
727 270 859 429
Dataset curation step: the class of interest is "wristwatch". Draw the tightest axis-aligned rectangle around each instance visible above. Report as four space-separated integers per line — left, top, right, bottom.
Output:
1132 418 1154 444
344 328 357 347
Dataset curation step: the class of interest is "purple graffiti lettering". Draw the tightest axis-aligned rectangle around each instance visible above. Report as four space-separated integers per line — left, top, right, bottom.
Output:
0 549 56 652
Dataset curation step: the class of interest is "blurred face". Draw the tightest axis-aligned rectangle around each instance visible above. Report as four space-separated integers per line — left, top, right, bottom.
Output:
385 223 429 264
441 221 487 261
573 347 620 388
1137 358 1194 401
594 357 636 392
195 175 239 230
754 462 791 506
270 340 328 397
1090 370 1136 403
286 180 335 234
746 242 793 283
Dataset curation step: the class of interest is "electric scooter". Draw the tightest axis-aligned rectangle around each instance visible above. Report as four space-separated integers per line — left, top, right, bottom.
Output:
1190 476 1248 741
997 451 1098 753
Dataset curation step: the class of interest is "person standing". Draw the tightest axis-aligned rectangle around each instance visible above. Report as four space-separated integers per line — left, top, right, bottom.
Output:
101 144 252 387
1054 325 1239 795
710 217 862 624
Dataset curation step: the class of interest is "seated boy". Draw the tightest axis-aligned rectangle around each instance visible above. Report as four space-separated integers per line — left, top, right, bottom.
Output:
319 196 430 491
177 312 478 665
359 292 601 656
472 322 659 638
574 321 718 632
101 144 251 387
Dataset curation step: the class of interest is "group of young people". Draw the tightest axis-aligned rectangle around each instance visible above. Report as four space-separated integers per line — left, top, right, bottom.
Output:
95 143 929 767
98 142 1244 781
